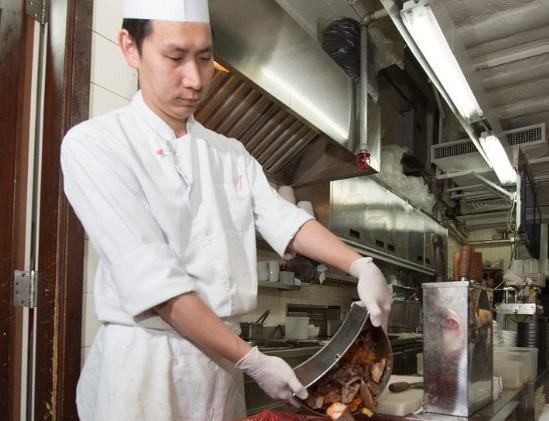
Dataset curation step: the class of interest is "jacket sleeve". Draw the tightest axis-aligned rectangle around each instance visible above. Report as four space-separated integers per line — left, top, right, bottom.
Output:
61 128 197 317
245 154 314 257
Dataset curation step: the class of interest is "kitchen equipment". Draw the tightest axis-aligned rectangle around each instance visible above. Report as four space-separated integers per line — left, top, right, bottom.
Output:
326 319 342 337
389 381 423 393
458 245 473 281
279 271 294 285
268 261 280 282
287 303 341 338
293 303 393 415
307 324 320 339
257 261 269 282
240 310 270 340
416 352 423 375
388 300 421 333
377 375 424 416
422 281 493 417
285 316 309 340
432 234 446 282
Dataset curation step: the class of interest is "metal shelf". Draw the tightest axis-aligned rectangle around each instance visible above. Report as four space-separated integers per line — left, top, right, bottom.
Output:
323 271 357 286
258 281 299 291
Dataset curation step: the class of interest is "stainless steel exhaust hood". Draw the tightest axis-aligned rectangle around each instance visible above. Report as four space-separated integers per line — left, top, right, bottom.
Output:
195 0 381 186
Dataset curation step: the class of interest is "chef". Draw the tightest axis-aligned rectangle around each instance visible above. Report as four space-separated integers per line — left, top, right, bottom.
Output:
61 0 392 420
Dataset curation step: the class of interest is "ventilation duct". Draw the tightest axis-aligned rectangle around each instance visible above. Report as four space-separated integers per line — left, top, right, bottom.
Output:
205 0 382 186
431 123 546 174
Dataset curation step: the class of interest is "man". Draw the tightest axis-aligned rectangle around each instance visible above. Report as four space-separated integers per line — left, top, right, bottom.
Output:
61 1 392 419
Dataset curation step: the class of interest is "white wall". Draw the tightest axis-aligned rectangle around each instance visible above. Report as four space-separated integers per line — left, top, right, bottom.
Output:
467 228 513 270
81 0 137 365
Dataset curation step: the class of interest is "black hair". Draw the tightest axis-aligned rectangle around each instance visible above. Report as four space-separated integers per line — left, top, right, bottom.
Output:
122 19 152 54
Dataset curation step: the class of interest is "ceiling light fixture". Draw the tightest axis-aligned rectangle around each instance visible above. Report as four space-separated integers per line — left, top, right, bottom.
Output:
479 132 517 185
400 1 483 123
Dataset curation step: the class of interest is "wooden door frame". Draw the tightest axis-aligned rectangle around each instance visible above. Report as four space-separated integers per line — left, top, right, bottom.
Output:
34 1 93 420
0 1 92 420
0 2 31 420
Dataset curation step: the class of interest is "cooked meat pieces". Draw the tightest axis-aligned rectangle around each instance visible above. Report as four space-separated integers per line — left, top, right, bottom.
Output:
306 394 325 410
367 381 379 395
341 377 361 403
304 324 389 415
370 359 386 383
324 388 343 404
360 379 376 411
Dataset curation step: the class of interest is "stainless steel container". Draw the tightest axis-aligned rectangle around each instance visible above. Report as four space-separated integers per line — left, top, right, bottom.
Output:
422 281 493 417
240 310 269 340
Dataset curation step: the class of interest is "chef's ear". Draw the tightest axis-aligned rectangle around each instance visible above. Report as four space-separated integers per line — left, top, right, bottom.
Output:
118 29 141 69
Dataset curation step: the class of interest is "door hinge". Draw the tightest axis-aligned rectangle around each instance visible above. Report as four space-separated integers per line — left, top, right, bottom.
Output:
13 270 38 308
26 0 48 25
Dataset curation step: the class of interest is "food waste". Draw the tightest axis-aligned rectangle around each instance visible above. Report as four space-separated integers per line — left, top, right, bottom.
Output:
305 327 387 420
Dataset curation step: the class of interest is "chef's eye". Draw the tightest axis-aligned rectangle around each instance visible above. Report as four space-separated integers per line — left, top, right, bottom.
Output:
167 56 182 62
199 55 212 62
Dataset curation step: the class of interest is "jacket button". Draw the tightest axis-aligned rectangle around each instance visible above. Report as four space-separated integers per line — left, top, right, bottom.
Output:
228 230 237 238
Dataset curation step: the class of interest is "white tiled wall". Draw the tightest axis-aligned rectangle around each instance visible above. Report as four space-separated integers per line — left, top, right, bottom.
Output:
81 0 137 365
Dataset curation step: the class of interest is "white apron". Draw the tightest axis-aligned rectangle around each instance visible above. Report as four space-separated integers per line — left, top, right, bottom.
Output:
77 324 246 421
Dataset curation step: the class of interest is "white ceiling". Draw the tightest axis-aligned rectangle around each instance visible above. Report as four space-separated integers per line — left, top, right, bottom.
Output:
443 0 549 218
275 0 549 223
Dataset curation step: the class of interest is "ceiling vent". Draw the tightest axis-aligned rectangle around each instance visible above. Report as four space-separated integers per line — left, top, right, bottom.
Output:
431 123 546 174
505 124 546 147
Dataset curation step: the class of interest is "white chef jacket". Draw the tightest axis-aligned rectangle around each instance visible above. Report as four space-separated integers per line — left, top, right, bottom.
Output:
62 90 313 329
62 91 313 420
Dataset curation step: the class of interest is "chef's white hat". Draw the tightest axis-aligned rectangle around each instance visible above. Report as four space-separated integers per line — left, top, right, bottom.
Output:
122 0 209 23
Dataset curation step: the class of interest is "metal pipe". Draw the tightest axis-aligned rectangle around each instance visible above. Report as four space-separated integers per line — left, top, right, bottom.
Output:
362 8 389 25
467 239 514 246
357 9 389 156
471 173 515 202
448 223 468 244
358 19 369 154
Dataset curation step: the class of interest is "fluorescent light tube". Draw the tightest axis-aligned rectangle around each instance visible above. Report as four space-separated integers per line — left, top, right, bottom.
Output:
480 133 516 185
401 2 483 122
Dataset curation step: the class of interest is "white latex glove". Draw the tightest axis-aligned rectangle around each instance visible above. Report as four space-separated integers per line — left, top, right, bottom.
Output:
349 257 392 329
236 347 308 407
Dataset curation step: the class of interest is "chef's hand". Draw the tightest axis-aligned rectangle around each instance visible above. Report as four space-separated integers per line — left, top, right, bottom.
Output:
236 347 308 407
350 257 392 329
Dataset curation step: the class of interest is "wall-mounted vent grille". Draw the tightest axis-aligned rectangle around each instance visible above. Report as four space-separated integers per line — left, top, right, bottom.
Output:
433 141 476 159
432 123 547 172
505 123 545 147
461 197 511 214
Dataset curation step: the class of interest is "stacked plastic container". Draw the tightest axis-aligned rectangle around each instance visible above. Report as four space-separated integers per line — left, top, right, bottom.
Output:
493 346 538 389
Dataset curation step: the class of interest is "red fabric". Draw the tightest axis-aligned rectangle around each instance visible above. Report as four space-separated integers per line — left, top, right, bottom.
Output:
236 409 329 421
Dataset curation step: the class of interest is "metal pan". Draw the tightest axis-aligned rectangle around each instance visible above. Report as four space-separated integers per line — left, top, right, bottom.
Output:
293 302 393 416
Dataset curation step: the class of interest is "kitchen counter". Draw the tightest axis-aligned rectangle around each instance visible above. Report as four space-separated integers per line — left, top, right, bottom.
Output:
371 385 528 421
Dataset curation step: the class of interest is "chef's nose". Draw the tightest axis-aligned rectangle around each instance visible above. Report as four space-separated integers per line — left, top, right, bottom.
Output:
182 59 204 91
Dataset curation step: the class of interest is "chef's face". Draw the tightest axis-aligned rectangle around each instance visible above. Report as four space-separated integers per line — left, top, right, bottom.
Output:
120 20 214 134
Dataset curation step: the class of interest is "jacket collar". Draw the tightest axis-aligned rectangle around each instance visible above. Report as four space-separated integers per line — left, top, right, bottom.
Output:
131 90 196 140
